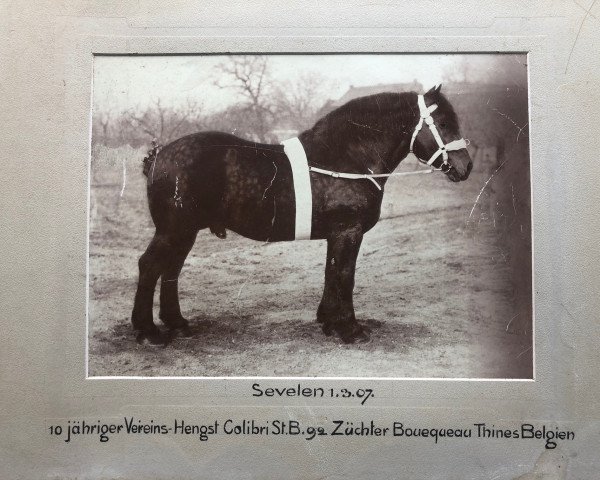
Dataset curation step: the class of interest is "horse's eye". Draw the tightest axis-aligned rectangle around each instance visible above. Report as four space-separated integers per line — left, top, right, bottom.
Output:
440 122 448 128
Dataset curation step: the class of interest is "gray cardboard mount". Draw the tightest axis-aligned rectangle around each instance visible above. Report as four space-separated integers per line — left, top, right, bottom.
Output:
1 1 599 479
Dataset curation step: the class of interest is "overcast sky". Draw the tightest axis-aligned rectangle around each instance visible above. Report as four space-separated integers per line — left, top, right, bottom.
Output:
93 54 510 114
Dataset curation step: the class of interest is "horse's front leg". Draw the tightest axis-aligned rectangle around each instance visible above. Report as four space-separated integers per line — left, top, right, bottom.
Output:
316 239 337 327
318 224 369 344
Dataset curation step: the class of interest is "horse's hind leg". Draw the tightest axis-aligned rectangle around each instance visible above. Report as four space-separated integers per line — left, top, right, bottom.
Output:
158 230 197 337
131 232 171 345
131 229 197 344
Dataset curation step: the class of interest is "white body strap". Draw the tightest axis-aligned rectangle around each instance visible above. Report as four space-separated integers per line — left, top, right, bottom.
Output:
281 137 313 240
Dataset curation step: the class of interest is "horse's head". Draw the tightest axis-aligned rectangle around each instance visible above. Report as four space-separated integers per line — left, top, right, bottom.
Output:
411 84 473 182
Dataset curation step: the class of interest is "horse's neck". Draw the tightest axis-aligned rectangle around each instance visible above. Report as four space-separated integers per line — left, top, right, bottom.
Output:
371 135 413 175
300 106 418 176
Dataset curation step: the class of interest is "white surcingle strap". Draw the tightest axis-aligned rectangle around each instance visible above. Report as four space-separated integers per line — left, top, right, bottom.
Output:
281 137 313 240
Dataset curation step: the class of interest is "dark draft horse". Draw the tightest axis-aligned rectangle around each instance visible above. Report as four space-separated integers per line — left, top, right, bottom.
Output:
131 85 473 345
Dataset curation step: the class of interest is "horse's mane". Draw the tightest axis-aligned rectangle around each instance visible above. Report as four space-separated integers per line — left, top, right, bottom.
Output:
310 92 416 135
308 90 458 138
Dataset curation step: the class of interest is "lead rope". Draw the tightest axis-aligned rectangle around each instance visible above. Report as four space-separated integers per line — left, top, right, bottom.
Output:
308 165 433 191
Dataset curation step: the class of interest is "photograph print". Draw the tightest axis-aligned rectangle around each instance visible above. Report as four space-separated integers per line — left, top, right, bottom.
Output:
88 53 532 378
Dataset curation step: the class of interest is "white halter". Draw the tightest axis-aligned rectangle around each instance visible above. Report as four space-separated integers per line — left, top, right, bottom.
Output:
409 94 469 170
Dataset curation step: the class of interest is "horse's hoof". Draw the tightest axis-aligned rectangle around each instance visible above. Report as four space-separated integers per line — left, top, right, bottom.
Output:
169 325 193 338
322 323 334 336
354 330 372 344
210 224 227 239
136 329 168 347
159 312 190 328
340 325 371 344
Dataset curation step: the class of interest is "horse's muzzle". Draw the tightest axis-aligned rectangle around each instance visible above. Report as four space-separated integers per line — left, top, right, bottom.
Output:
446 161 473 182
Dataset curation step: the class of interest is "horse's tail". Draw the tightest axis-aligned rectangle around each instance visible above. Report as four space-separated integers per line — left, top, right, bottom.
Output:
142 139 162 177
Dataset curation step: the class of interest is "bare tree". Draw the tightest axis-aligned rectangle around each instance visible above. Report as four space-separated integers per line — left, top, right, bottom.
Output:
215 55 274 142
274 73 328 132
126 98 204 145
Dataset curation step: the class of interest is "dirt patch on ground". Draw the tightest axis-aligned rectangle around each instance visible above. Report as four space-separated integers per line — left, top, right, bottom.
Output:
88 146 532 378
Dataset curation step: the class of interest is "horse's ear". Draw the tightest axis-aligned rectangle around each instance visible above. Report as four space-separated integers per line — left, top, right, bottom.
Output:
426 84 443 96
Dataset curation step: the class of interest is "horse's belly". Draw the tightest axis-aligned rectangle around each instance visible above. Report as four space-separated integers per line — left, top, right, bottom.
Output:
224 199 295 242
222 151 296 242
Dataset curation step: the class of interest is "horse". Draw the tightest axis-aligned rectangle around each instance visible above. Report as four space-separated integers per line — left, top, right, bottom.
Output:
131 84 473 345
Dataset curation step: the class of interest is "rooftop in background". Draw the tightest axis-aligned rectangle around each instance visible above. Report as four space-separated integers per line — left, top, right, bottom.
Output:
334 80 425 106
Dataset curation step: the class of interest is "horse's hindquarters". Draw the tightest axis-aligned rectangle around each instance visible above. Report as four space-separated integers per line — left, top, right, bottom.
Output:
144 133 293 243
